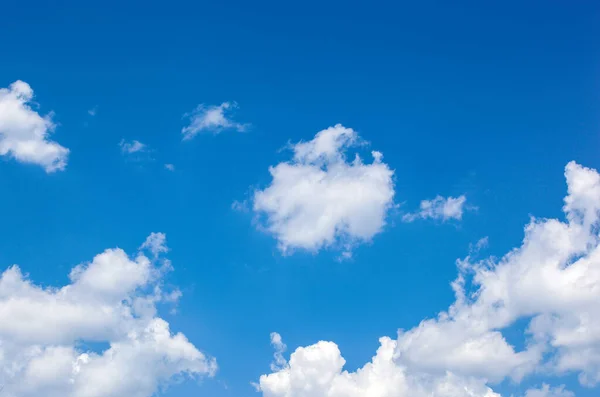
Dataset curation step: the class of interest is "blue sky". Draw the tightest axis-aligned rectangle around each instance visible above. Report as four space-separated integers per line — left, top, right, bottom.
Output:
1 1 600 397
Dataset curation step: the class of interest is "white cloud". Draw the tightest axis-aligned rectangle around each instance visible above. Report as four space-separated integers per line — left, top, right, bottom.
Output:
392 161 600 384
403 195 468 222
232 199 250 213
87 106 97 116
182 102 247 140
258 335 500 397
0 80 69 172
524 385 574 397
0 233 216 397
257 161 600 395
252 124 395 254
119 139 146 154
164 163 175 171
269 332 287 372
140 232 169 257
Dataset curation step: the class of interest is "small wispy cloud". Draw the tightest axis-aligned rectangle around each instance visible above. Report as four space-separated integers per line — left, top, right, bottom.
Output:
269 332 287 372
119 139 147 155
231 199 249 213
139 232 169 257
164 163 175 171
403 195 469 222
88 106 98 116
181 102 248 140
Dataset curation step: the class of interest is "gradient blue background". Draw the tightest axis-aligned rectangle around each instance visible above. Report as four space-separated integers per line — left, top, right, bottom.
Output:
1 0 599 395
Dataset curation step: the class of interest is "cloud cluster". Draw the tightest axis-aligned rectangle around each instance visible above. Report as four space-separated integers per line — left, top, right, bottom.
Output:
403 195 468 222
0 80 69 172
257 161 600 396
182 102 247 140
252 124 395 254
0 233 216 397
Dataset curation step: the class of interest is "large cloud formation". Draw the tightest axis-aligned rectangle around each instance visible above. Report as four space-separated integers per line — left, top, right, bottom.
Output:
252 124 395 254
0 233 216 397
0 80 69 172
258 161 600 396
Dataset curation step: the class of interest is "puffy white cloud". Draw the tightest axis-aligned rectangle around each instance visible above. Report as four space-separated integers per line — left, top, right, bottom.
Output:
0 233 216 397
393 309 542 384
119 139 146 154
258 335 500 397
0 80 69 172
257 161 600 395
403 195 468 222
252 124 395 254
182 102 247 140
164 163 175 171
394 161 600 384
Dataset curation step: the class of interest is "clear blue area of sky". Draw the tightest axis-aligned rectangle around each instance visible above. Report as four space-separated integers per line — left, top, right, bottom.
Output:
1 1 599 396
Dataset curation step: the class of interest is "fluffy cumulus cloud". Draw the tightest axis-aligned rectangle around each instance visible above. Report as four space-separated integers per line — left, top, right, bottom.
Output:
252 124 395 254
182 102 247 140
403 195 468 222
0 80 69 172
258 336 500 397
0 233 216 397
257 161 600 396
